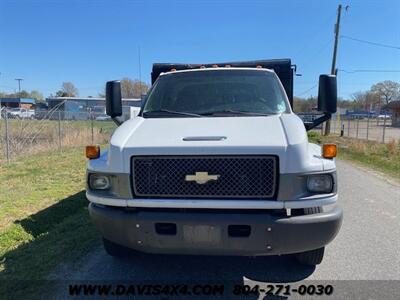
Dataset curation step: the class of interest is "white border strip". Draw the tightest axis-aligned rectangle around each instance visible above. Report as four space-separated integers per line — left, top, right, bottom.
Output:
87 192 337 210
284 194 338 209
86 192 127 207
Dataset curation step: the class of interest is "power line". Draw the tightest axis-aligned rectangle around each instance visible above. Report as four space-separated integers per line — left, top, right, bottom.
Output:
340 35 400 50
338 69 400 73
293 12 337 59
298 37 334 72
295 84 318 97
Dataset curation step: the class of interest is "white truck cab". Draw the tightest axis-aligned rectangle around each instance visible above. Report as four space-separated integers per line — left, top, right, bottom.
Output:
86 59 342 266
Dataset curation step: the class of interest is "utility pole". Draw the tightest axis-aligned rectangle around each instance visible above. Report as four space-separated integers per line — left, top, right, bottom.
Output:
325 4 342 136
138 45 143 99
0 72 2 112
15 78 23 96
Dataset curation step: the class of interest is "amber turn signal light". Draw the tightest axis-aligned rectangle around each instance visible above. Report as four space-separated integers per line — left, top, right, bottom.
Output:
322 144 337 159
86 145 100 159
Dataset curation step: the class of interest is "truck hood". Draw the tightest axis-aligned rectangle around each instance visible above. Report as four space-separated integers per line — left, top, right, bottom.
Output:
104 114 324 174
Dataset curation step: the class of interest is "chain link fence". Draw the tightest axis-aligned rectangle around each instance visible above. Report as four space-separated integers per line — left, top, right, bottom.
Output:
0 106 116 163
329 113 398 143
2 108 399 163
298 112 399 144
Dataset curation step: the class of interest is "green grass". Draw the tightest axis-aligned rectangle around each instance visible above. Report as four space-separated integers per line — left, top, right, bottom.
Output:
0 147 99 298
308 132 400 181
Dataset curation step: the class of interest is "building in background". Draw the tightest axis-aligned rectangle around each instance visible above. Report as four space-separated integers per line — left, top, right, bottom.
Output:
45 97 142 120
383 100 400 127
0 98 36 109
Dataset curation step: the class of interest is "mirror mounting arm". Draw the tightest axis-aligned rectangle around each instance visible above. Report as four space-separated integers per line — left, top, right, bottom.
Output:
304 113 331 131
112 116 123 126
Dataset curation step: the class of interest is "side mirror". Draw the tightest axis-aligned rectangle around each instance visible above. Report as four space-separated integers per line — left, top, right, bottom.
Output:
106 81 122 118
318 75 337 114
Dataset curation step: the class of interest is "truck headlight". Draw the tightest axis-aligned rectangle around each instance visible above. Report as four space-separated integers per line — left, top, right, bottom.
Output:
307 174 333 193
89 174 111 190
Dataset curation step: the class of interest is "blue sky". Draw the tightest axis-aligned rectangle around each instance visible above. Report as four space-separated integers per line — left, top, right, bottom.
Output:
0 0 399 99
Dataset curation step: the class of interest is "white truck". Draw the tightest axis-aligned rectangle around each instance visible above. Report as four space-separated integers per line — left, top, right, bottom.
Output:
7 107 35 119
86 59 342 266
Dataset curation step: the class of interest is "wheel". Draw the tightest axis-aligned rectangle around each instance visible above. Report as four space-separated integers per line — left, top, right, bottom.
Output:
293 207 325 266
102 238 132 257
295 247 325 266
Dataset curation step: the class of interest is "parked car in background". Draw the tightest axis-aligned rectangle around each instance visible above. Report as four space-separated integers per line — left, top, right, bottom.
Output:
7 107 35 119
377 114 391 119
95 114 112 121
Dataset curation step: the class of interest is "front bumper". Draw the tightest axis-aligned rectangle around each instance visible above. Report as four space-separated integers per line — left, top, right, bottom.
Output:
89 203 343 256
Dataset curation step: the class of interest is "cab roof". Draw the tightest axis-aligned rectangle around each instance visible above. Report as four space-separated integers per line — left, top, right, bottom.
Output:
151 59 294 106
159 67 275 76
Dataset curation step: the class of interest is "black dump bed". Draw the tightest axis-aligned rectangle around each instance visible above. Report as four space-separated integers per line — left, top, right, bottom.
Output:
151 59 294 107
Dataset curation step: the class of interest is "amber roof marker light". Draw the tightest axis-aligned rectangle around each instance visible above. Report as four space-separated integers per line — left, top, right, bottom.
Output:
86 145 100 159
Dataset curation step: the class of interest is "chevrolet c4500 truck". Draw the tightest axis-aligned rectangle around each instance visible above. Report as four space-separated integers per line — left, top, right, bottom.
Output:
86 59 343 266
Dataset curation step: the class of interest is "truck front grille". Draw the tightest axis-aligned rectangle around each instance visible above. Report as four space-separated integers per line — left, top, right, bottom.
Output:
132 156 278 199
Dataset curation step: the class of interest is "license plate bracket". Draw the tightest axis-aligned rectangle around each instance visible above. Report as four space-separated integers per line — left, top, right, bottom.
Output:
183 225 221 245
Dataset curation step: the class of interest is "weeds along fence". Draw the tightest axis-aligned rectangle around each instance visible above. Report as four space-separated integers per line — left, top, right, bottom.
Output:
299 113 400 144
0 105 116 163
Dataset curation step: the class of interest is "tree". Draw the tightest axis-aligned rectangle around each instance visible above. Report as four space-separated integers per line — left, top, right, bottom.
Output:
54 82 78 97
120 78 149 98
371 80 400 106
0 90 44 101
18 90 30 98
29 90 44 101
293 96 317 112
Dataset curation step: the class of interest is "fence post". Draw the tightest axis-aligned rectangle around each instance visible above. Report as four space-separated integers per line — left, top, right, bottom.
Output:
347 118 350 137
58 110 62 150
91 111 94 144
340 117 344 136
366 114 370 141
4 110 10 163
356 118 359 139
382 113 387 143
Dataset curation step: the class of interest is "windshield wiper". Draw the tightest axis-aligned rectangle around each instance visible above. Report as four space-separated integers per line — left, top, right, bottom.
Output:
200 110 271 116
143 109 203 118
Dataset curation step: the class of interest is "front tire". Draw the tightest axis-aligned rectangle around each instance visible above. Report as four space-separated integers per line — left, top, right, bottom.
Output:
102 238 132 257
293 207 325 266
295 247 325 266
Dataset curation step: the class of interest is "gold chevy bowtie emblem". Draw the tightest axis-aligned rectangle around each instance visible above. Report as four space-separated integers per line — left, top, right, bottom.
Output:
185 172 220 184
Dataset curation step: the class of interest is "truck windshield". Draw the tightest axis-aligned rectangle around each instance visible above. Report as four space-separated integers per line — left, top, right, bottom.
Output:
142 69 289 118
